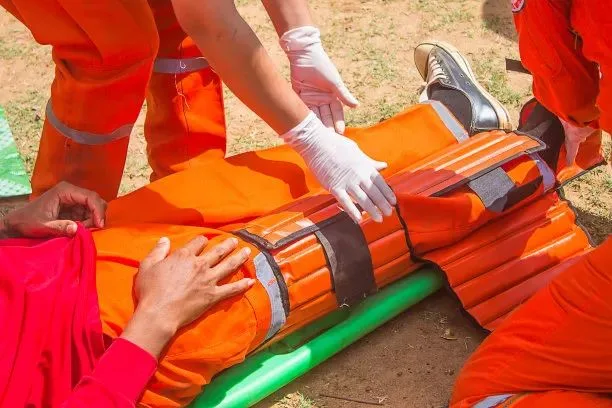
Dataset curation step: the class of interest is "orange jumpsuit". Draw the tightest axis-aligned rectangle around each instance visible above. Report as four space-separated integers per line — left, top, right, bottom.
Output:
450 236 612 408
514 0 611 131
0 0 226 200
450 7 612 405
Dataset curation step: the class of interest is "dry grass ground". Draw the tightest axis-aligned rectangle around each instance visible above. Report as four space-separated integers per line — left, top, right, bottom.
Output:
0 0 610 407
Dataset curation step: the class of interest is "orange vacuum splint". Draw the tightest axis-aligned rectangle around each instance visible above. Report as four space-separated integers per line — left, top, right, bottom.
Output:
93 102 605 407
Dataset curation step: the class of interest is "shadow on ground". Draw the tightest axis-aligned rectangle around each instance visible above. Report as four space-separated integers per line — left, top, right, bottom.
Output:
574 206 612 245
482 0 518 42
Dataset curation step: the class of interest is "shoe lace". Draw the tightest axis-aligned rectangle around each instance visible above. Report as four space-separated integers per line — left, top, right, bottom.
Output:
428 54 448 82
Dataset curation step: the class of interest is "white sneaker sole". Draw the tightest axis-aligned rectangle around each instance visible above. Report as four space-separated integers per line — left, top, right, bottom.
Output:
414 41 512 131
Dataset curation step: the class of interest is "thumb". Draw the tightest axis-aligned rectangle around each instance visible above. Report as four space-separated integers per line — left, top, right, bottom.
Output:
371 160 388 171
565 139 580 166
43 220 78 237
333 82 360 108
140 237 171 270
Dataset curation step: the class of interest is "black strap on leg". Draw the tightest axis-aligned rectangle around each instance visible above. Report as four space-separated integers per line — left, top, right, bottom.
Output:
315 212 376 307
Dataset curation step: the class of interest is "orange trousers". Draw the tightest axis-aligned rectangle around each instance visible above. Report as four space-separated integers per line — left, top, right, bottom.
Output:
514 0 611 131
1 0 226 201
450 237 612 408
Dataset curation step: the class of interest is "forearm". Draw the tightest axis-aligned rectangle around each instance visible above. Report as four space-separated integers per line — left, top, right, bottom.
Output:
172 0 309 134
262 0 313 36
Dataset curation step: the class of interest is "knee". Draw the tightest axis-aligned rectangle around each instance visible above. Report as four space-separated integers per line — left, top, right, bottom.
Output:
104 30 159 73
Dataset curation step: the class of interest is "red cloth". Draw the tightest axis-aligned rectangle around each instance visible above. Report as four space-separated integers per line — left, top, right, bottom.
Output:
63 338 157 407
0 226 157 407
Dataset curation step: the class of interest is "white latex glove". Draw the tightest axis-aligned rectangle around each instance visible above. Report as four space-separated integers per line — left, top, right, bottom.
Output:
280 26 359 135
281 112 396 223
560 118 595 166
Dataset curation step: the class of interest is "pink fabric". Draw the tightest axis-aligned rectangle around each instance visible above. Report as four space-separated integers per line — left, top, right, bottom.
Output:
0 225 155 407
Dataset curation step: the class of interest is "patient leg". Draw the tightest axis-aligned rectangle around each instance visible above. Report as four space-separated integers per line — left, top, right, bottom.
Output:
107 102 463 228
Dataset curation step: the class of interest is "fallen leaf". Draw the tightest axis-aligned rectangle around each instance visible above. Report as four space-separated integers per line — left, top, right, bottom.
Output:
441 328 458 340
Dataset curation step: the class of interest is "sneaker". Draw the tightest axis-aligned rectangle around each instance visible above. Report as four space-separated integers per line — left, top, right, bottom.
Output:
414 41 512 134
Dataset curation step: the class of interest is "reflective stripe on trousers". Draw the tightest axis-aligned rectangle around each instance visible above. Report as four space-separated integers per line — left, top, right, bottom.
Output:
153 57 210 74
474 394 515 408
253 253 286 341
45 100 133 145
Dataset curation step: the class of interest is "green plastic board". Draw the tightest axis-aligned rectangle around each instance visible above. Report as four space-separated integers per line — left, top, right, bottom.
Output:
191 268 443 408
0 106 31 197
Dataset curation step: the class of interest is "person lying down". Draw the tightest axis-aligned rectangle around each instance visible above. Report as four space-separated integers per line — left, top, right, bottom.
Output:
0 42 605 407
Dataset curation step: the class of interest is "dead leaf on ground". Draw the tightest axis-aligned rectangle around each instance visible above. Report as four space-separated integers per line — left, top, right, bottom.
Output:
441 328 458 340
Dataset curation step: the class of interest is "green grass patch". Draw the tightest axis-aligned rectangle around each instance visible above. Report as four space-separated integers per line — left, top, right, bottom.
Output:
347 94 416 127
4 90 46 173
0 38 23 59
471 53 528 109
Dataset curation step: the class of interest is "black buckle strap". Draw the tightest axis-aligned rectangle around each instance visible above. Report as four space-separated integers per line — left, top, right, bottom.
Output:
315 212 377 307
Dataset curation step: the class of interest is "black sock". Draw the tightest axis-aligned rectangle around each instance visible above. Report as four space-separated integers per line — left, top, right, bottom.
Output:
518 102 565 171
428 83 473 132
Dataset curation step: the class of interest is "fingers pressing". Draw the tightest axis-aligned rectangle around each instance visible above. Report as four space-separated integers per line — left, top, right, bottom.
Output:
333 189 362 223
199 237 238 266
140 237 171 270
349 185 382 223
215 277 256 300
209 246 251 282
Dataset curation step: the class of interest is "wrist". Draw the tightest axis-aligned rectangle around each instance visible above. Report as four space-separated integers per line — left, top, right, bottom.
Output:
121 306 178 358
279 26 321 53
280 111 325 147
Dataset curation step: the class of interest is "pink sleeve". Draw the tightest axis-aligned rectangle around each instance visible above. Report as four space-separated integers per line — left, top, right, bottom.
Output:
61 338 158 407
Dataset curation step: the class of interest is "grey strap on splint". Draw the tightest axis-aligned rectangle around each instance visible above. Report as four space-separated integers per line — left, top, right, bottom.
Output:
468 168 516 213
468 167 541 213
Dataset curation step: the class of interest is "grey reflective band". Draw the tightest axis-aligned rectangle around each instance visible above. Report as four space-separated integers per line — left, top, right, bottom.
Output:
153 57 209 74
254 253 287 341
529 153 556 192
45 101 133 145
474 394 515 408
424 100 469 142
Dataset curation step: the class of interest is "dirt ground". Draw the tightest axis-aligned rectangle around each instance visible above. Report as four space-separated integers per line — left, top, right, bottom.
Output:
0 0 610 407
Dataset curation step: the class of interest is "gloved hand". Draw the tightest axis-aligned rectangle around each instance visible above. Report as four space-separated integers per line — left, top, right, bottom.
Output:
560 118 596 166
280 26 359 134
281 112 396 223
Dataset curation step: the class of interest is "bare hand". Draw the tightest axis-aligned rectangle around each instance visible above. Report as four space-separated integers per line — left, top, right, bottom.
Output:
1 181 106 238
122 236 255 357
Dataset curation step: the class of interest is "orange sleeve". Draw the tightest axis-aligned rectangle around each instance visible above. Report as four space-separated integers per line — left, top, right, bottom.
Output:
513 0 600 127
